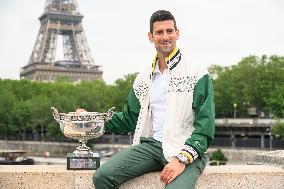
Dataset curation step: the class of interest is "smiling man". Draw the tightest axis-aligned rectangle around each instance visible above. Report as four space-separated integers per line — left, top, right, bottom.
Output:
93 10 215 189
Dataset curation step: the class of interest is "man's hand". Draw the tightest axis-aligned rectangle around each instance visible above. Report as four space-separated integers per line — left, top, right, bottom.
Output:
160 158 186 184
75 109 87 115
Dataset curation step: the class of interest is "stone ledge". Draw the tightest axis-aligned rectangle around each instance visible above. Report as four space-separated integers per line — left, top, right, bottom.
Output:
254 150 284 166
0 165 284 189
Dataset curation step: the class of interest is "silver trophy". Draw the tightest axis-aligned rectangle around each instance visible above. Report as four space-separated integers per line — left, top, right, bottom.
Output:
51 107 114 170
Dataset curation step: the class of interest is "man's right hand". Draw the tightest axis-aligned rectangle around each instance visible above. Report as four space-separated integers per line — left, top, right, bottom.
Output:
75 109 87 115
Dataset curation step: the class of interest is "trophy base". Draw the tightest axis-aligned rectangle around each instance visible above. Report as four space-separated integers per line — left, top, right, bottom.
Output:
67 153 100 170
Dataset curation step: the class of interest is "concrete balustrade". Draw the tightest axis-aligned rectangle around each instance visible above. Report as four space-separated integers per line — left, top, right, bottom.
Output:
0 165 284 189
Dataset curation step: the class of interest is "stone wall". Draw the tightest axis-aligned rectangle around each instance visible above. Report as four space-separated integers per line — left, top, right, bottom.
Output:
0 165 283 189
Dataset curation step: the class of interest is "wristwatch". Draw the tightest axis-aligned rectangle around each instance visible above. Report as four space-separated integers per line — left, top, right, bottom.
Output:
176 153 189 165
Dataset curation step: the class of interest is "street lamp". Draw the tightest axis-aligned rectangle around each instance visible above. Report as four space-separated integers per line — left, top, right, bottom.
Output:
233 103 237 119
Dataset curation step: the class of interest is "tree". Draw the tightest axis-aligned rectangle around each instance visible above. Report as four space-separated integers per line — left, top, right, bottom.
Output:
0 88 17 139
28 95 52 141
272 121 284 139
10 100 32 141
112 73 138 111
209 55 284 118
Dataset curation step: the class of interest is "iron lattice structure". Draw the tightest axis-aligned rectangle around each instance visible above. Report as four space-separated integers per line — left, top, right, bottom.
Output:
20 0 102 81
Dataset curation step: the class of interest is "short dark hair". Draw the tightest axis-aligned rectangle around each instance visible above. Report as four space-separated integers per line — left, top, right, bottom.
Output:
150 10 177 34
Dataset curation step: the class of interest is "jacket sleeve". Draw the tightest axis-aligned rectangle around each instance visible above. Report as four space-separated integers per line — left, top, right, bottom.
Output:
104 87 141 134
179 74 215 164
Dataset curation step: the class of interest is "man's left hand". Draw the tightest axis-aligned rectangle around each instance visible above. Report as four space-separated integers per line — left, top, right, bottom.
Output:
160 158 186 184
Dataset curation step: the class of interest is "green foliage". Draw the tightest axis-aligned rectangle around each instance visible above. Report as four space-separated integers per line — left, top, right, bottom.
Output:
113 73 138 111
209 55 284 118
46 122 64 138
272 121 284 139
0 73 137 139
10 100 33 140
209 149 228 162
0 88 16 136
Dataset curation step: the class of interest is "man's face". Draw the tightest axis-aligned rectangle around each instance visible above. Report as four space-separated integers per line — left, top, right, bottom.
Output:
148 20 179 56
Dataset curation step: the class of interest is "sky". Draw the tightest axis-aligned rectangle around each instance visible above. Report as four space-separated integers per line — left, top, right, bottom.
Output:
0 0 283 84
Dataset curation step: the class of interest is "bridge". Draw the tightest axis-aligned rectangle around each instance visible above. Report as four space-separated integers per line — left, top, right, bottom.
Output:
214 118 284 149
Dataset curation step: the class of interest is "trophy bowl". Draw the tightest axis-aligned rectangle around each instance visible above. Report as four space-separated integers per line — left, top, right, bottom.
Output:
51 107 114 170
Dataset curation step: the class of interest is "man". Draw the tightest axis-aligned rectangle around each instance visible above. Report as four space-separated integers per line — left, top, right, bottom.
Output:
93 10 215 189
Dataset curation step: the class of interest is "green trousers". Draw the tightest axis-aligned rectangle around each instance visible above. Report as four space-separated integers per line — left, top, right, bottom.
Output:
93 138 207 189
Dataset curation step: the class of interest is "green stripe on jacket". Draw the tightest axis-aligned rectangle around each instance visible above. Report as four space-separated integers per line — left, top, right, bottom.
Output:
105 88 141 134
186 74 215 156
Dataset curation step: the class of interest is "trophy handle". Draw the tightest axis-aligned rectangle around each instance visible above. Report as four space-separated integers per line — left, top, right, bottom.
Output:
51 107 60 121
105 107 115 122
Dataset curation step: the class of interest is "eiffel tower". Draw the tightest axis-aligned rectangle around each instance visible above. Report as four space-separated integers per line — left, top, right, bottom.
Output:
20 0 102 81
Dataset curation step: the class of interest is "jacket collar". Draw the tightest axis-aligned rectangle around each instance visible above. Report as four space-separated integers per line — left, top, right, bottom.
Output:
151 47 182 75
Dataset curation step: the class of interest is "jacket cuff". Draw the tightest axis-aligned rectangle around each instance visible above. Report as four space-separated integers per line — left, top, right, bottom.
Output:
179 144 199 164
